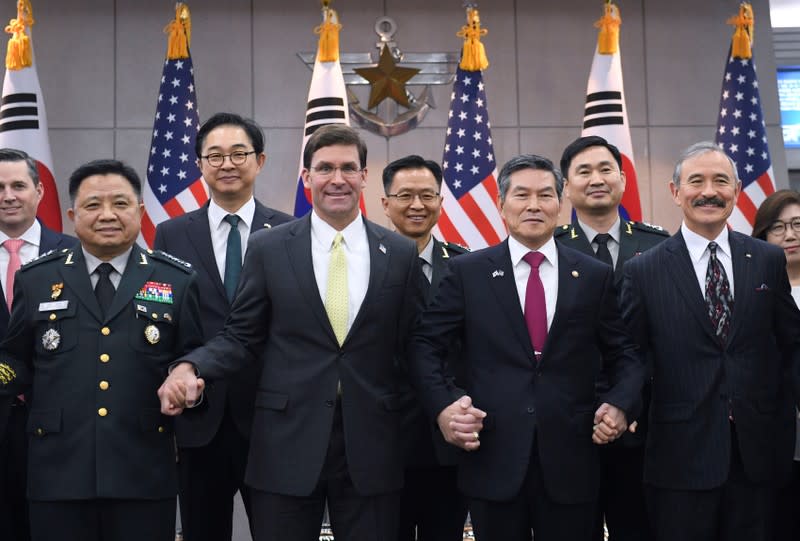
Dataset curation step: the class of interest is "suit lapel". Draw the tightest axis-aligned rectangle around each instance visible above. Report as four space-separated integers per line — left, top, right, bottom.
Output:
727 232 752 344
487 241 534 357
665 232 718 343
186 205 227 301
567 221 594 257
104 246 155 322
617 220 637 281
285 215 337 343
59 248 103 322
542 246 580 363
429 237 449 302
347 220 389 340
252 200 277 232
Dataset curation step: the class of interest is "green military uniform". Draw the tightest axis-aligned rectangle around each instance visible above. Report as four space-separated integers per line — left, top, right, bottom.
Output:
0 244 202 503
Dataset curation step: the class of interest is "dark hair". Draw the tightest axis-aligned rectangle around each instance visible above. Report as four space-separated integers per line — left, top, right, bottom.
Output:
303 124 367 169
382 155 443 194
752 189 800 240
498 154 564 202
195 112 265 158
68 159 142 205
0 148 40 186
559 136 622 176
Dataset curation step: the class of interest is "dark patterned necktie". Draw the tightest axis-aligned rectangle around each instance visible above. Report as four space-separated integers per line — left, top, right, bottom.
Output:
94 263 115 316
223 214 242 302
593 233 614 267
705 242 733 343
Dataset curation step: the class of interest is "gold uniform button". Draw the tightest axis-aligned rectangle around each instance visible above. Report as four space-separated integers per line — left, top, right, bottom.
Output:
101 327 111 336
98 407 108 417
49 313 56 321
157 426 165 433
100 354 110 363
99 381 109 391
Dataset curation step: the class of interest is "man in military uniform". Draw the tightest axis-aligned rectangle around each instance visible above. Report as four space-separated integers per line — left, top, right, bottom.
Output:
0 159 203 541
555 136 667 541
381 154 468 541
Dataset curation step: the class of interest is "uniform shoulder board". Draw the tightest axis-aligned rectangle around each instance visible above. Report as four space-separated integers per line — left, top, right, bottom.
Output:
148 249 193 272
630 221 670 236
554 224 571 237
19 249 62 270
442 240 470 255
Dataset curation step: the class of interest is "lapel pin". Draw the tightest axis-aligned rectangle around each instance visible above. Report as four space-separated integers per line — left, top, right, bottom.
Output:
264 223 272 228
572 270 579 278
51 283 63 300
492 270 504 278
379 243 387 254
64 252 74 265
745 253 752 258
139 253 148 265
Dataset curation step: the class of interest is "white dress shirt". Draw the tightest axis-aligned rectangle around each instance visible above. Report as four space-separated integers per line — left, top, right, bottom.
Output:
418 236 434 283
0 220 41 294
507 235 558 330
83 247 133 290
311 211 370 333
681 223 735 299
578 216 621 268
207 197 256 280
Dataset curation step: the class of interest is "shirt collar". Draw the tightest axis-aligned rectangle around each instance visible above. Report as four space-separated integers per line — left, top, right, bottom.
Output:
681 222 731 263
577 216 621 245
208 197 256 230
419 236 435 266
508 234 557 267
310 210 366 250
0 219 41 247
82 246 133 276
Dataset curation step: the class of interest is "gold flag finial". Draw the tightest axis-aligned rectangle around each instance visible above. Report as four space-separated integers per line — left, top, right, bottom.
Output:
595 1 621 55
727 2 754 59
5 0 35 70
314 3 341 62
164 2 192 60
457 7 488 71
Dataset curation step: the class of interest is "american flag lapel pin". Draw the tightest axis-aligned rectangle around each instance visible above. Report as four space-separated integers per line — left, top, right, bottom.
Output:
491 270 504 278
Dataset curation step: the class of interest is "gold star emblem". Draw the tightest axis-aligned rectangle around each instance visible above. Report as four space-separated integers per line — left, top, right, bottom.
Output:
354 46 420 109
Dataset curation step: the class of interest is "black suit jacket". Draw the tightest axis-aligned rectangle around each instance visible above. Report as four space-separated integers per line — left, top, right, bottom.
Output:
185 214 423 497
0 245 203 500
621 231 800 490
0 225 75 438
411 240 644 504
153 200 293 446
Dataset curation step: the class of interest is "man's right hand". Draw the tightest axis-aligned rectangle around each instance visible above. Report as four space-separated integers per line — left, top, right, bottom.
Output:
158 362 204 416
436 395 487 451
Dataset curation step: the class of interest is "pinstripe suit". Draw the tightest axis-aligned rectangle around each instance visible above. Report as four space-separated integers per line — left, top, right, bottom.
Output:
620 230 800 540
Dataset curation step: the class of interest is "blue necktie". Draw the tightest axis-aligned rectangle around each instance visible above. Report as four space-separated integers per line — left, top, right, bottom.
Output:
223 214 242 302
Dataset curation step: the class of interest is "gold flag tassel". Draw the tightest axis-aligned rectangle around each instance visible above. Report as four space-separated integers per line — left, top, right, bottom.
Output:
727 2 754 59
5 0 35 70
457 7 489 71
315 1 341 63
164 2 192 60
595 1 621 55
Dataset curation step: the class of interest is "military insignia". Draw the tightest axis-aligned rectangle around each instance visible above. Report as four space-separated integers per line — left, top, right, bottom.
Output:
135 281 173 304
139 253 148 265
136 304 147 314
0 362 15 384
163 312 172 322
440 245 450 259
64 252 74 265
51 283 63 300
144 324 160 345
570 227 578 240
625 222 633 235
41 328 61 351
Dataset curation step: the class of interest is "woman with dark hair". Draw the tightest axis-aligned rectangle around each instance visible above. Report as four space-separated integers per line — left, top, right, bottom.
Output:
752 189 800 541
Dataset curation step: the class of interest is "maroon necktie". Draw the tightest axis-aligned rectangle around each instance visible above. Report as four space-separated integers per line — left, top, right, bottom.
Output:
522 251 547 360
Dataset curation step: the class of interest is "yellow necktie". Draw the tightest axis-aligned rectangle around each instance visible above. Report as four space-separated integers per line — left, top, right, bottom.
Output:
325 232 348 345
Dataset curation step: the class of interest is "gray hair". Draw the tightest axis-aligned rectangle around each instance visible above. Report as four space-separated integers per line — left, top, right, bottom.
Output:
497 154 564 202
672 141 740 187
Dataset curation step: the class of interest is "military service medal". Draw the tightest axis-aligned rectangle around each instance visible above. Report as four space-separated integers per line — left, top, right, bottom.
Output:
41 328 61 351
135 281 173 304
51 283 63 300
144 324 160 345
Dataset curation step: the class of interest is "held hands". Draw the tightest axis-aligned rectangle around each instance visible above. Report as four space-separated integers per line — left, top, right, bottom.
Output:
592 402 632 445
437 395 487 451
157 362 205 416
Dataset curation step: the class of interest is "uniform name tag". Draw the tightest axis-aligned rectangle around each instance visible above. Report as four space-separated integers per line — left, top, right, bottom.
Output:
39 301 69 311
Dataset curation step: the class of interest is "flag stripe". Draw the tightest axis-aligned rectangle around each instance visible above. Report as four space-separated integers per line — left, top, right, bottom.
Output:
586 91 621 102
436 209 468 247
308 97 344 109
0 120 39 132
584 103 622 116
306 110 346 123
1 93 36 105
583 117 624 129
0 106 37 119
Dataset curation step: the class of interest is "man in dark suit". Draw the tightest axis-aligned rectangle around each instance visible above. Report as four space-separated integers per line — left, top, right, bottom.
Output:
555 136 667 541
620 141 800 541
410 154 645 541
159 124 423 541
0 159 203 541
153 112 292 541
381 154 468 541
0 148 75 541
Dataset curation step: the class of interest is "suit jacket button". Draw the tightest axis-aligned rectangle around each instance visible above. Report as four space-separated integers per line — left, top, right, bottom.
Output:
527 407 535 414
101 327 111 336
325 400 334 408
98 407 108 417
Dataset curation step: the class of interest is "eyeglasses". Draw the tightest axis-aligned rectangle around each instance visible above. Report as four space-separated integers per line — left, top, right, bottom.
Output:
309 164 364 180
386 191 442 204
767 218 800 236
201 151 256 168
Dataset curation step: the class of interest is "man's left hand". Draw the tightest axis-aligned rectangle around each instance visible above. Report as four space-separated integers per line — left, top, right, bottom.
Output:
592 403 628 444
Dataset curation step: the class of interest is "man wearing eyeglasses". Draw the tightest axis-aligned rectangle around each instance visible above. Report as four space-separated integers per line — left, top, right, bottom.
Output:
381 154 468 541
153 112 292 541
158 124 424 541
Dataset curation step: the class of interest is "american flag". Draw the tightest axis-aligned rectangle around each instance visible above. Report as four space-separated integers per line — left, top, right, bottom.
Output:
436 66 506 249
714 45 775 234
140 55 206 247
